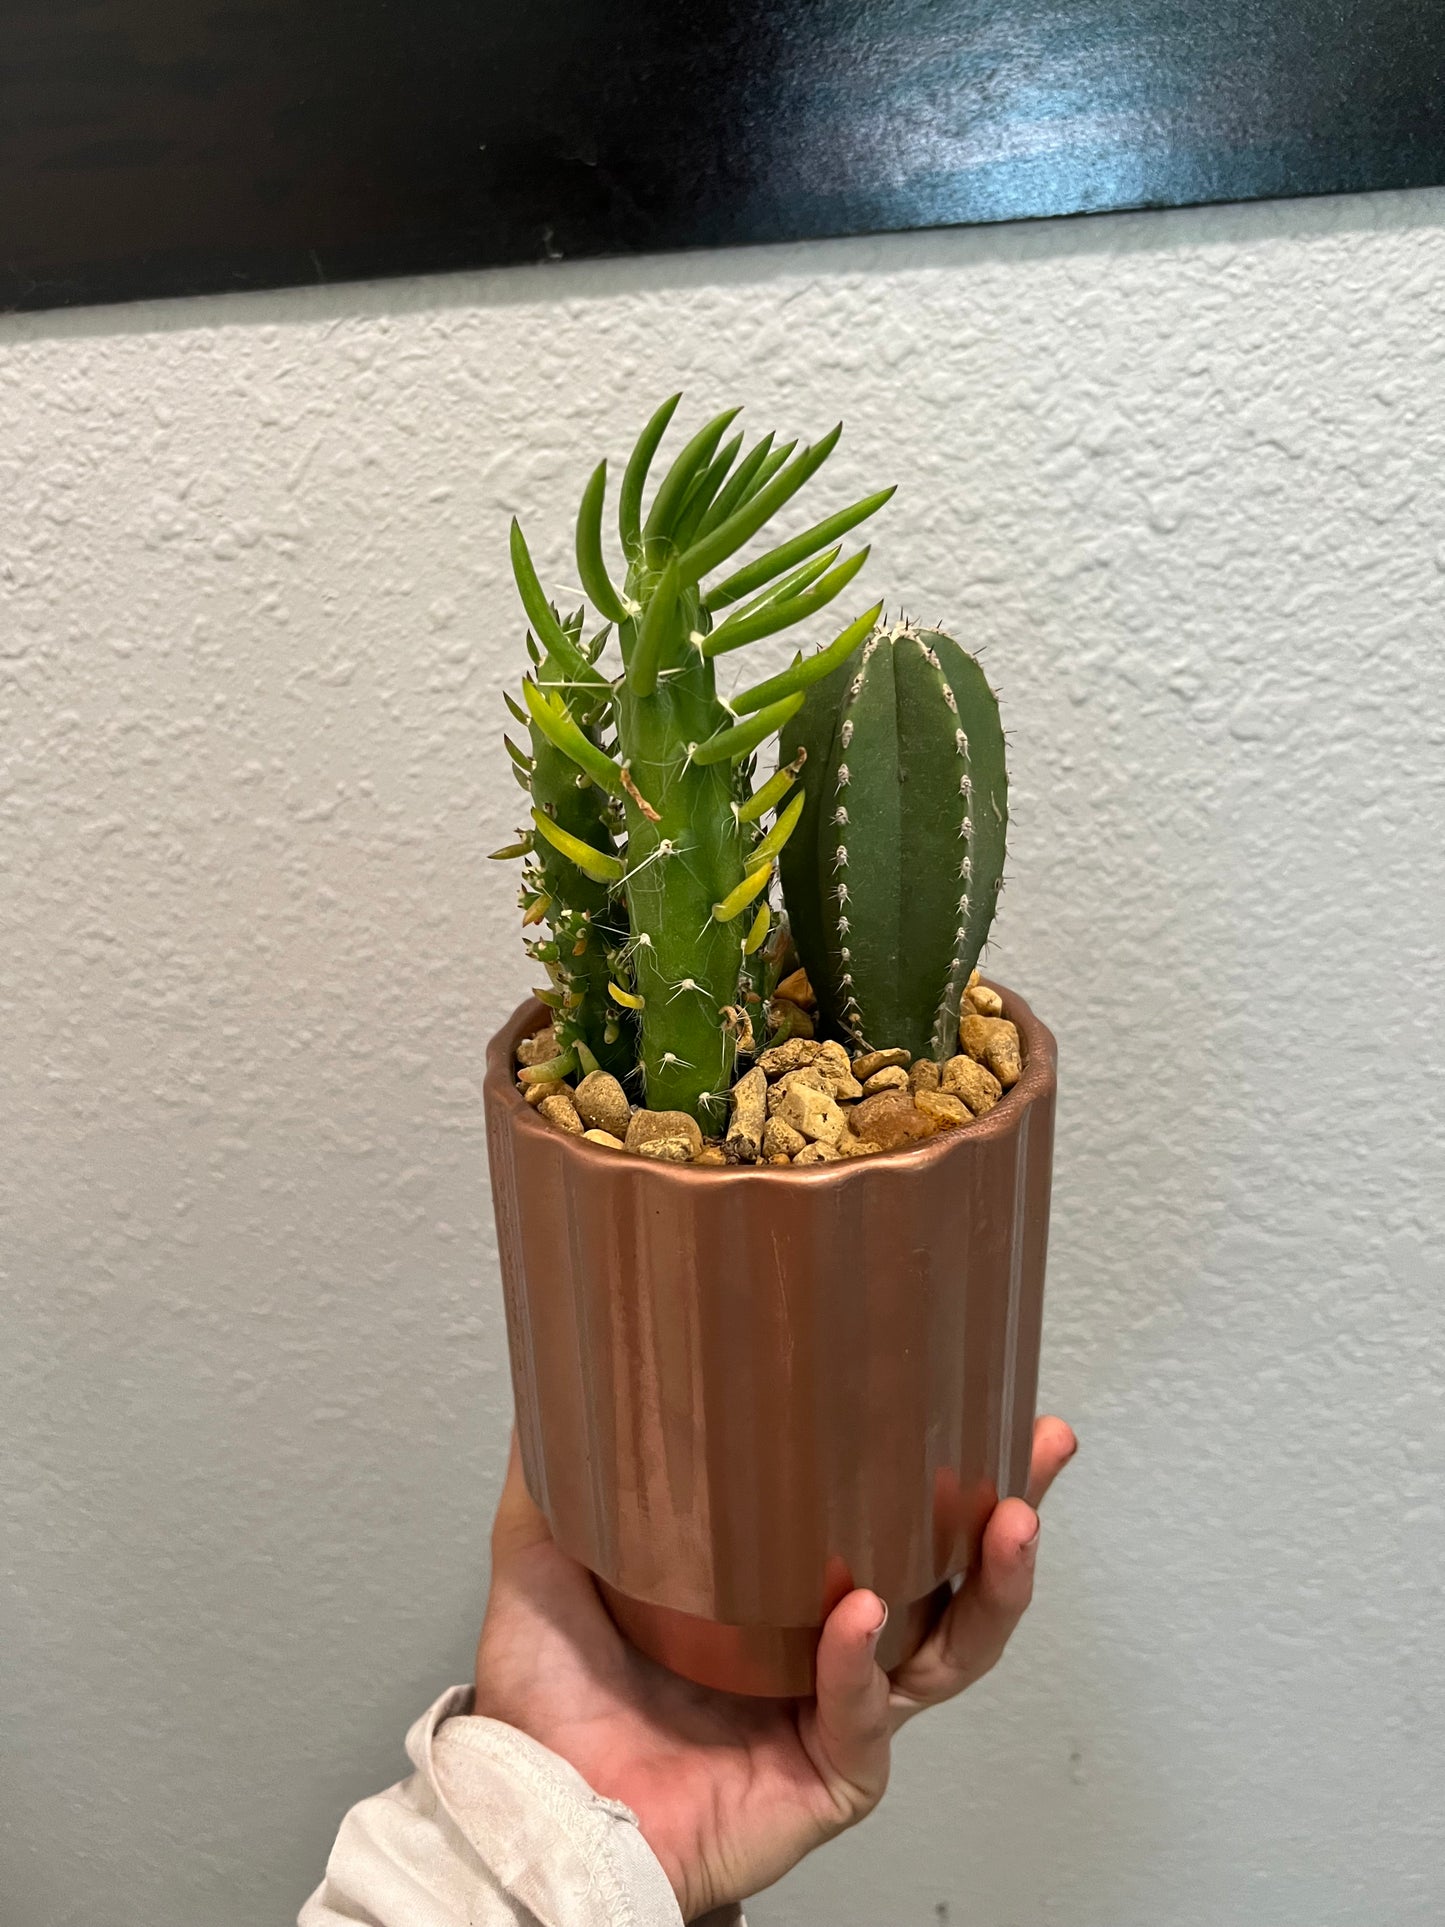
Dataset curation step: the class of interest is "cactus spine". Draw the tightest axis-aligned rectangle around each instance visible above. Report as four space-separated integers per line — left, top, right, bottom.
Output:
497 398 894 1121
779 619 1007 1063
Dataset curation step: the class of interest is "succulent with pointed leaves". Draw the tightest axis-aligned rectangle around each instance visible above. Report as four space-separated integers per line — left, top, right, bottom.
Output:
778 619 1007 1063
495 397 893 1120
493 613 635 1080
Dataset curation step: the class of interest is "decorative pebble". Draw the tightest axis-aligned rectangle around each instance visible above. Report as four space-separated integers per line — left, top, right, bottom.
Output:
537 1091 584 1135
914 1089 972 1129
582 1128 626 1149
573 1070 632 1138
762 1116 807 1159
847 1090 940 1150
694 1146 728 1166
811 1040 862 1100
851 1047 911 1080
839 1133 882 1157
635 1137 694 1163
793 1141 843 1165
766 1066 830 1115
907 1059 941 1094
773 1081 850 1145
625 1109 705 1159
757 1037 824 1078
724 1065 767 1163
965 983 1005 1018
862 1065 910 1095
941 1054 1002 1114
958 1014 1022 1088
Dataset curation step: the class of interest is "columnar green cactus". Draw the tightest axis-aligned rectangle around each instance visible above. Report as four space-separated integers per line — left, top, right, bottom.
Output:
495 398 894 1122
498 613 634 1079
778 619 1008 1063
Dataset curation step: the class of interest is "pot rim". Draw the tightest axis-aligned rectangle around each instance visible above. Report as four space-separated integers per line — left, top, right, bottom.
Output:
484 979 1056 1183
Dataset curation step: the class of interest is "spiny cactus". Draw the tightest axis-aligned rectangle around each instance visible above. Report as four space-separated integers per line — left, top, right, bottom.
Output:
497 612 634 1080
494 397 894 1122
779 619 1007 1063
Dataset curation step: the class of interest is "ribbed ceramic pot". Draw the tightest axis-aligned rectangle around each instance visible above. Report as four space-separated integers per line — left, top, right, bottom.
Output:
484 982 1056 1697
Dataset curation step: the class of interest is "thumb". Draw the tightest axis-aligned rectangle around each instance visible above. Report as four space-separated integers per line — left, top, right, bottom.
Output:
802 1590 892 1824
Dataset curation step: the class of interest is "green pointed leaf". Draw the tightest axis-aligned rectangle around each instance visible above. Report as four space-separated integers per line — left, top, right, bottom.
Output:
749 789 806 864
575 461 627 623
730 604 882 716
700 438 794 541
643 407 742 545
522 680 626 795
703 548 871 658
737 751 805 825
510 520 606 688
530 808 627 883
691 692 806 765
713 864 774 922
676 426 843 587
619 393 682 558
705 485 896 611
672 431 744 550
627 555 681 697
742 902 772 954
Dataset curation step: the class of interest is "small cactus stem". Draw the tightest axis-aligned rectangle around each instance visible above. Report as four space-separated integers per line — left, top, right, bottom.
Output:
613 616 750 1114
779 617 1008 1063
518 633 632 1076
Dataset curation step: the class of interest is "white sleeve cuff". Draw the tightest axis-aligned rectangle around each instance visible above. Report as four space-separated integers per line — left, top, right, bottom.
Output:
300 1685 745 1927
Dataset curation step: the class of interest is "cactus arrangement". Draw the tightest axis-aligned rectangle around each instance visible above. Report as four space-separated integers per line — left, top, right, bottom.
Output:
495 399 1019 1160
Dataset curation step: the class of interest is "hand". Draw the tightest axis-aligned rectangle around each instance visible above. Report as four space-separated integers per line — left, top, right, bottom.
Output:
474 1418 1076 1922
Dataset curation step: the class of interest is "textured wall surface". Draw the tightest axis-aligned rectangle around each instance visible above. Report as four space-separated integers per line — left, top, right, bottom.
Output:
3 187 1443 1927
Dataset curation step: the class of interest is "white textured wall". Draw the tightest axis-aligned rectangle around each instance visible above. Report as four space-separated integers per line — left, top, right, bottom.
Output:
4 188 1444 1927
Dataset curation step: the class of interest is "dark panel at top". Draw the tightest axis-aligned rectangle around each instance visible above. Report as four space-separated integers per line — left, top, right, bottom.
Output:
3 0 1445 312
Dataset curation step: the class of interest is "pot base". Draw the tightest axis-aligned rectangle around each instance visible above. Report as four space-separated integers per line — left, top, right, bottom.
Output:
598 1576 951 1698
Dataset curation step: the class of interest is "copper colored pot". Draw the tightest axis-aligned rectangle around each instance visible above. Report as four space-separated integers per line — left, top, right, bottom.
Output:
484 983 1056 1697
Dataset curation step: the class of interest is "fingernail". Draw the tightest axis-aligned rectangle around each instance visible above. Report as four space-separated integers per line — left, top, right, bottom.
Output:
1020 1525 1040 1564
867 1601 889 1649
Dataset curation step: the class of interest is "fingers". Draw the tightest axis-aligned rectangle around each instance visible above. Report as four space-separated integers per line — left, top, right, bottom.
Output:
803 1589 892 1823
489 1431 555 1568
1025 1415 1077 1508
889 1498 1039 1715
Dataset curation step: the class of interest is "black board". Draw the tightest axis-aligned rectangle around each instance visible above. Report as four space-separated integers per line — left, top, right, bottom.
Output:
4 0 1445 313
